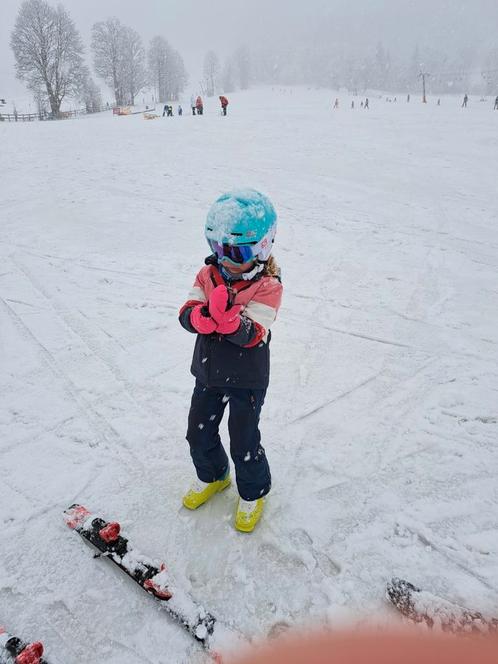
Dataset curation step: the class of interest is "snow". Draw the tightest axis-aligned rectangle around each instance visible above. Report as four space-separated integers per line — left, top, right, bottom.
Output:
1 87 498 663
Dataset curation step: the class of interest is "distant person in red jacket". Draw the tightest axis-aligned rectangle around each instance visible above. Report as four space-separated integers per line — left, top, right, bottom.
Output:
219 95 229 116
196 96 204 115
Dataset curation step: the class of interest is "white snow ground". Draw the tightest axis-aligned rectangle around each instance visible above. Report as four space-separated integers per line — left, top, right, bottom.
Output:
1 87 498 663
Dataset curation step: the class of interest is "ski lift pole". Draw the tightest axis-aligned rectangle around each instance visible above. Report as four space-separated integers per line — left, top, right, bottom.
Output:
418 71 429 103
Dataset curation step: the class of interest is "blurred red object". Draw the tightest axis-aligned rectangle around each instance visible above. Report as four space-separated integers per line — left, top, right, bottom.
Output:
232 629 498 664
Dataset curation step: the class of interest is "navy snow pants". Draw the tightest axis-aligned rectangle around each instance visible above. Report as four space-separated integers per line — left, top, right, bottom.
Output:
186 380 271 501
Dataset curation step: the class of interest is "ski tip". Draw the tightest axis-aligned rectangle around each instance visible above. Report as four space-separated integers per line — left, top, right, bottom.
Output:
64 504 91 529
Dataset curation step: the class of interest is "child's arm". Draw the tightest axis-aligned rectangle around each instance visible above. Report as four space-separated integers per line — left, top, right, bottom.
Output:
178 269 210 334
224 278 283 348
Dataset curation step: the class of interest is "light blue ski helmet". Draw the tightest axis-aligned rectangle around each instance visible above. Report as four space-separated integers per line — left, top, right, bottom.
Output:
205 189 277 262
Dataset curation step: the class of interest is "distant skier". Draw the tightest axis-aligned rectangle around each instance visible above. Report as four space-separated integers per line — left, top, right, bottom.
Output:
196 96 204 115
437 98 441 106
178 105 183 116
364 98 369 109
407 93 410 103
219 95 229 116
190 94 196 115
494 96 498 110
360 101 364 108
351 100 354 109
462 94 468 108
166 105 173 117
179 190 282 533
333 98 339 109
162 104 168 117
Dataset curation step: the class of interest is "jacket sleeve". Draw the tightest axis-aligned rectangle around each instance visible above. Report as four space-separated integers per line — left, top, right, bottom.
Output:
179 269 208 334
224 278 283 348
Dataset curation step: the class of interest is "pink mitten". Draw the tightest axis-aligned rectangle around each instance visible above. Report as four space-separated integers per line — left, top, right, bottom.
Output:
208 285 230 323
190 304 217 334
216 305 242 335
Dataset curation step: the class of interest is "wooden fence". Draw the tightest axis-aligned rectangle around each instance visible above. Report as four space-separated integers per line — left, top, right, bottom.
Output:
0 105 111 123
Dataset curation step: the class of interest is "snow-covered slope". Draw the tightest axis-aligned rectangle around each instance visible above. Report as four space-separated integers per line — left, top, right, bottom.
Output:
1 87 497 663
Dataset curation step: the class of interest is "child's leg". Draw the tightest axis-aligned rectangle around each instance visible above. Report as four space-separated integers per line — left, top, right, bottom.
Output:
227 388 271 501
186 381 229 482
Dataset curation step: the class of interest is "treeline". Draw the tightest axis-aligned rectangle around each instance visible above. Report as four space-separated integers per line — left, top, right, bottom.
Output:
250 42 498 95
201 47 251 96
12 0 495 117
10 0 188 117
195 40 498 98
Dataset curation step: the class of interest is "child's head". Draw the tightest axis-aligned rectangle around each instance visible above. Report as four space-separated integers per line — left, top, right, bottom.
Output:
205 189 277 273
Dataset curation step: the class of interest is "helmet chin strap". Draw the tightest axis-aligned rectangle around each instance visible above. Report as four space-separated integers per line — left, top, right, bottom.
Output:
220 261 264 282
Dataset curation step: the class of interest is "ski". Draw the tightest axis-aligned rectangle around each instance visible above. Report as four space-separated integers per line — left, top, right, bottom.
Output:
64 504 242 661
0 626 48 664
387 577 498 635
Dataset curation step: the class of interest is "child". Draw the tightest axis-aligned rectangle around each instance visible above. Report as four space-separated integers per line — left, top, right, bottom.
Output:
178 190 283 532
219 95 229 116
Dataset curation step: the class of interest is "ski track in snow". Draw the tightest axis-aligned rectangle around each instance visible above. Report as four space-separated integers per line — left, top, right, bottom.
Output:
1 87 498 663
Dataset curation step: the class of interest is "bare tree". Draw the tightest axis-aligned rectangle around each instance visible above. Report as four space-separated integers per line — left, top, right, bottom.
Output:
484 48 498 95
10 0 86 117
221 58 235 93
92 18 126 107
203 50 220 97
234 46 251 90
148 36 188 102
33 87 48 118
170 49 188 99
148 36 169 101
79 76 102 113
121 26 147 105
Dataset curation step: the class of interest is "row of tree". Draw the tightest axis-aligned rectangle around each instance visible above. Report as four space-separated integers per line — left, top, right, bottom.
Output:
92 19 188 106
250 42 498 95
10 0 189 116
14 0 494 117
202 47 251 96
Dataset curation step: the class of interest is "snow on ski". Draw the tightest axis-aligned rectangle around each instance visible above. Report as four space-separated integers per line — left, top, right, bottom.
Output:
387 578 498 635
0 627 48 664
63 504 243 660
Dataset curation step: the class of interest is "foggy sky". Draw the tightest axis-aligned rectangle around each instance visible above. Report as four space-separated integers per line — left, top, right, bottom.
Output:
1 0 497 104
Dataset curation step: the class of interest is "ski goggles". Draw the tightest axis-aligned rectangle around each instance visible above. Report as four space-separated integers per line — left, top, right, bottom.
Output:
208 240 255 265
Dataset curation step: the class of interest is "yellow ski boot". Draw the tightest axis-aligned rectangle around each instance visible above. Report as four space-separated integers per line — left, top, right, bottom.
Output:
235 497 265 532
182 473 231 510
